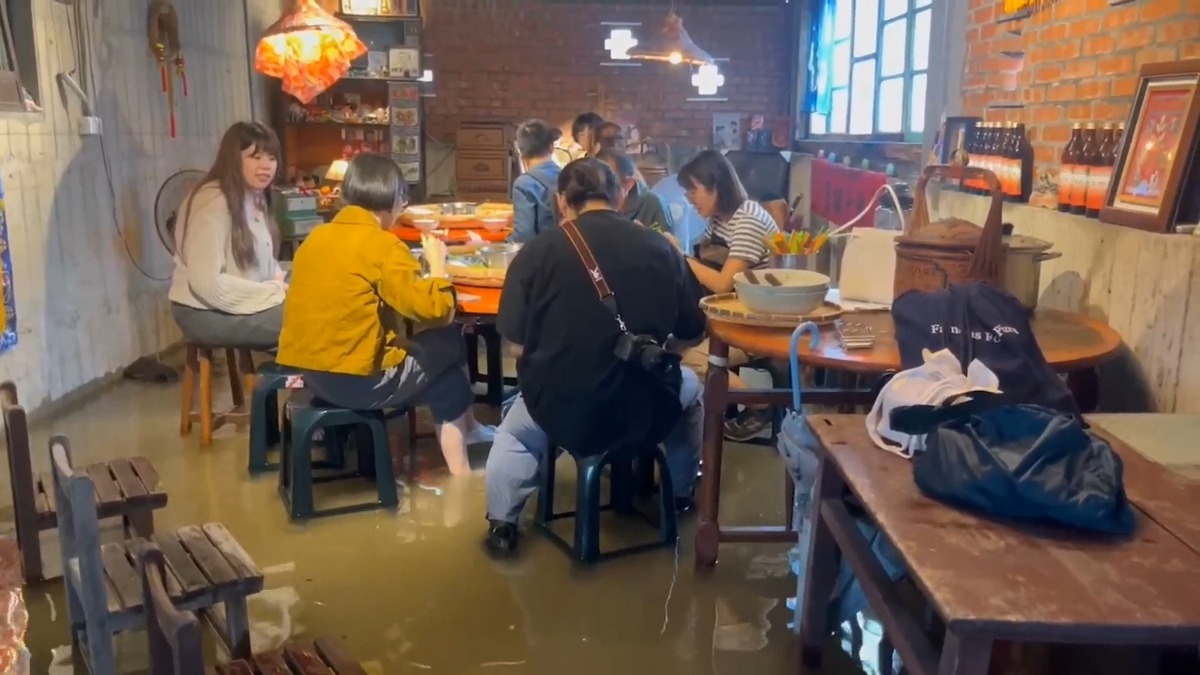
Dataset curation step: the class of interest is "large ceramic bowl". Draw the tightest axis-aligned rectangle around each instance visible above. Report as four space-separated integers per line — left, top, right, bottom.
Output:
733 268 831 315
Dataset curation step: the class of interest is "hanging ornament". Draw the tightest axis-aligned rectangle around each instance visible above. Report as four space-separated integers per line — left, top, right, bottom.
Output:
255 0 367 104
147 1 185 138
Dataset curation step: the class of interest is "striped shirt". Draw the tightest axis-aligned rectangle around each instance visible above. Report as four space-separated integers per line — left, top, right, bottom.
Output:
706 200 779 268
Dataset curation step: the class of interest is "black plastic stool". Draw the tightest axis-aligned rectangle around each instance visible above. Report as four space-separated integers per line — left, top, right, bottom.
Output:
536 445 678 564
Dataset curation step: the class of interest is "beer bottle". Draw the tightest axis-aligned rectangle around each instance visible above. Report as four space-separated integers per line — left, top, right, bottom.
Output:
1003 122 1020 200
1086 123 1117 218
1073 123 1098 215
1013 122 1033 203
1059 123 1082 212
981 122 998 195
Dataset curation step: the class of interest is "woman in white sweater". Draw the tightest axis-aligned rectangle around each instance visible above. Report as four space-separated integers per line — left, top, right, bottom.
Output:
168 122 287 349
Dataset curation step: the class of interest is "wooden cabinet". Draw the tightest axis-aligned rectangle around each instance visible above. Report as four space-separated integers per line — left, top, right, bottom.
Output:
455 121 514 202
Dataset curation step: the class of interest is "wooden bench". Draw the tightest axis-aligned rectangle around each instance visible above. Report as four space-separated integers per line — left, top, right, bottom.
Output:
1 381 168 582
51 435 264 674
141 545 367 675
798 414 1200 675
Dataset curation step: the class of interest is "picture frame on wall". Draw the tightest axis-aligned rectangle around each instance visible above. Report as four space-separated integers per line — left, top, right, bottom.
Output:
1100 59 1200 233
341 0 418 16
388 47 421 79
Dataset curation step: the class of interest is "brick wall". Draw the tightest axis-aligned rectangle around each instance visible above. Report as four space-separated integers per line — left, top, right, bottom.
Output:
962 0 1200 167
421 1 792 147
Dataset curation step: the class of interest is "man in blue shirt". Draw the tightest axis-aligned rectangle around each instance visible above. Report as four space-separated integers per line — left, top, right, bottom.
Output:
509 119 562 243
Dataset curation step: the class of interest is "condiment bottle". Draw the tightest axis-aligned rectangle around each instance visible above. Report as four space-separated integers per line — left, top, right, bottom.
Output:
1059 123 1082 213
1072 123 1099 216
1013 122 1033 203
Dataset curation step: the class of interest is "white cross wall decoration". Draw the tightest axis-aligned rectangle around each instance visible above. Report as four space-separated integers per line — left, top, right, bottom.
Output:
692 64 724 96
604 29 638 60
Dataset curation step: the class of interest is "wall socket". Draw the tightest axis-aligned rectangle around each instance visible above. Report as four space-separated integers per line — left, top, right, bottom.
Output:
78 116 103 136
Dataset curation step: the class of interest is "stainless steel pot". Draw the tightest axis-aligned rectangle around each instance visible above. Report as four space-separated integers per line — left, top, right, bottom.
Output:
440 202 478 216
1003 234 1061 311
480 243 521 269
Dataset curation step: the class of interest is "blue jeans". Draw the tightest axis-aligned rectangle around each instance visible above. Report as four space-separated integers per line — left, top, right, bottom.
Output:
485 368 703 523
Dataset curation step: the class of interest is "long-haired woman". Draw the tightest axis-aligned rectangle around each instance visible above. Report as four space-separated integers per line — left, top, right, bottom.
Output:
168 121 286 349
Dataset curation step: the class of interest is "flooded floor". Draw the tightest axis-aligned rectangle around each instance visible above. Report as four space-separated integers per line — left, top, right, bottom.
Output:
7 372 878 675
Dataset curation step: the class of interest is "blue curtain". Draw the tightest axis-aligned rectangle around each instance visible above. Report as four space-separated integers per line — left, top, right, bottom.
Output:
802 0 835 115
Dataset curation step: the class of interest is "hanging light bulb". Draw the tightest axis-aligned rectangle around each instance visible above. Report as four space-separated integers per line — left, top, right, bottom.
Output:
255 0 367 104
628 12 714 66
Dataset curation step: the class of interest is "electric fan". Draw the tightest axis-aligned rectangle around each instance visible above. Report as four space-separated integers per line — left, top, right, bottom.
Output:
153 169 205 256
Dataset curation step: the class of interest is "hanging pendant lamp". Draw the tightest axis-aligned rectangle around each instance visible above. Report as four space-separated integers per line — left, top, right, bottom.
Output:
627 11 714 66
255 0 367 104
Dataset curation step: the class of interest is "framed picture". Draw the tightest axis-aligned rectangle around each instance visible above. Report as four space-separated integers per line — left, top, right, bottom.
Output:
341 0 418 16
388 47 421 79
1101 59 1200 233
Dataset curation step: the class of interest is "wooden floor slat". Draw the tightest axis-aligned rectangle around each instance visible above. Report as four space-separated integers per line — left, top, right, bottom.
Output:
85 463 124 507
202 522 263 583
315 638 368 675
108 458 150 503
179 526 240 589
285 642 336 675
252 650 293 675
153 532 212 601
99 543 142 610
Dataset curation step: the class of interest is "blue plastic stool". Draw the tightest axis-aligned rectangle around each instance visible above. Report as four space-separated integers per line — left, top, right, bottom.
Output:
277 391 399 521
248 361 331 474
536 445 678 564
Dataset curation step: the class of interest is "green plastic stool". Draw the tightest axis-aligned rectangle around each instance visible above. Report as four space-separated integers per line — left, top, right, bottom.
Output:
536 445 678 564
277 391 398 521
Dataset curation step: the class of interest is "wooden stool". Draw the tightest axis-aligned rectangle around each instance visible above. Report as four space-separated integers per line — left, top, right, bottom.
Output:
179 344 257 446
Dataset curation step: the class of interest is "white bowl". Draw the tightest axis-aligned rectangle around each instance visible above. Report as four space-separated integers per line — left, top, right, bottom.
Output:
411 219 439 232
480 217 508 232
734 268 831 315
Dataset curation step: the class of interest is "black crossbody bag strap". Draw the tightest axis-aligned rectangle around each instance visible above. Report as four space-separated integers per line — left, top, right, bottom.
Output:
560 219 628 332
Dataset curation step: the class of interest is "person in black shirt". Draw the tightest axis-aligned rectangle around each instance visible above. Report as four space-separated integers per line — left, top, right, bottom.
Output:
484 158 708 557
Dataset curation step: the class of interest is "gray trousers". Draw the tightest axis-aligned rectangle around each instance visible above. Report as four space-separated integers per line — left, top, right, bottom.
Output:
301 324 474 423
171 302 283 351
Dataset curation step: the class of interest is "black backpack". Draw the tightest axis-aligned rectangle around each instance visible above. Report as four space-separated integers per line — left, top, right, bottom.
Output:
891 283 1079 416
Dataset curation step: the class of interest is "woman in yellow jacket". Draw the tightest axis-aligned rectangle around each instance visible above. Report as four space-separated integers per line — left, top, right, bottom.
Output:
276 153 493 475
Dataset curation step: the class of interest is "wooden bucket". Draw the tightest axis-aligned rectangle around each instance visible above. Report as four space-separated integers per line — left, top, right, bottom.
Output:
893 165 1006 299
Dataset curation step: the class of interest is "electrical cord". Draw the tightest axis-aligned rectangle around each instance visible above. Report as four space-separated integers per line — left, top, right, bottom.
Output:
80 0 172 282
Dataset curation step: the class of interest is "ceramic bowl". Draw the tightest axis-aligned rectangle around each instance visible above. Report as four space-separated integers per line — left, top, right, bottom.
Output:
480 217 509 232
411 219 439 232
733 268 831 315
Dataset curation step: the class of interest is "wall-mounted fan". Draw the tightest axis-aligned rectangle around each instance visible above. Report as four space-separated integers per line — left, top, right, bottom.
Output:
153 169 205 255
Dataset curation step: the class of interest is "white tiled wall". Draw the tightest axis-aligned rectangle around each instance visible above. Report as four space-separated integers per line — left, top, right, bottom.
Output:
0 0 282 412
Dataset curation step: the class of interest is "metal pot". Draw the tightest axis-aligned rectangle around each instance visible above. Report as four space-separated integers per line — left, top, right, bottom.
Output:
480 243 521 269
1003 234 1061 311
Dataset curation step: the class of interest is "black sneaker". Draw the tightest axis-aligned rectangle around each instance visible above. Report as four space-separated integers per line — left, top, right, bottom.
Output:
723 408 771 442
485 520 519 558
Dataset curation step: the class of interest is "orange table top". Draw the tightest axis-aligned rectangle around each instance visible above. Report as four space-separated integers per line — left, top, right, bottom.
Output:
708 308 1122 374
390 225 511 244
455 284 501 316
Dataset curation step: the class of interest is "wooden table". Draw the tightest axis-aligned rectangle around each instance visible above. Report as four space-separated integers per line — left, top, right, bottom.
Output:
798 414 1200 675
454 284 514 406
695 309 1124 567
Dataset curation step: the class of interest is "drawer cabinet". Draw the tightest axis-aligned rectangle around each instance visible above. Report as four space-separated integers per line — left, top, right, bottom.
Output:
455 121 514 202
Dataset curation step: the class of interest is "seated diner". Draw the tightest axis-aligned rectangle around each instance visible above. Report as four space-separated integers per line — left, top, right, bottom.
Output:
595 147 669 231
275 153 494 476
671 149 780 442
168 121 287 350
483 158 708 556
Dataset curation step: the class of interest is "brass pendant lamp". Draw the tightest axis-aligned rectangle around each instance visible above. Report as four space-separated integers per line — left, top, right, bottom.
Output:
627 10 714 66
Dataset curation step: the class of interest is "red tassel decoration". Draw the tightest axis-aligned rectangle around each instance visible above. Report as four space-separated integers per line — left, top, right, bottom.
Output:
160 64 168 92
175 56 188 97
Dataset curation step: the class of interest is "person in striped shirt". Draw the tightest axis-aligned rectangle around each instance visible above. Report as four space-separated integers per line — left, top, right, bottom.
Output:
665 149 781 442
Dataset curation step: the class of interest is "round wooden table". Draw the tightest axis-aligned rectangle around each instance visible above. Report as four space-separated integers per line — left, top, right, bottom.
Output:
390 225 511 245
694 308 1124 568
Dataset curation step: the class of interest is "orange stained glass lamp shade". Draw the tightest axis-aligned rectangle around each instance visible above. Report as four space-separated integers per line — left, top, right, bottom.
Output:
255 0 367 104
627 12 714 66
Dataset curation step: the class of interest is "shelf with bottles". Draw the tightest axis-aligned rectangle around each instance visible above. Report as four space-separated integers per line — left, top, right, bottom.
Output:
1057 121 1125 220
284 91 391 126
955 119 1036 204
337 2 422 81
338 0 418 19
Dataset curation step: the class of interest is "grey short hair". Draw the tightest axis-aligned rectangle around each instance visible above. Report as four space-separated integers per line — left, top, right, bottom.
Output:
341 153 407 212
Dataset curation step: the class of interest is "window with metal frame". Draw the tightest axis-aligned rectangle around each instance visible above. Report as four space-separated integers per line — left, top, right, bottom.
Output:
809 0 932 139
0 0 36 112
